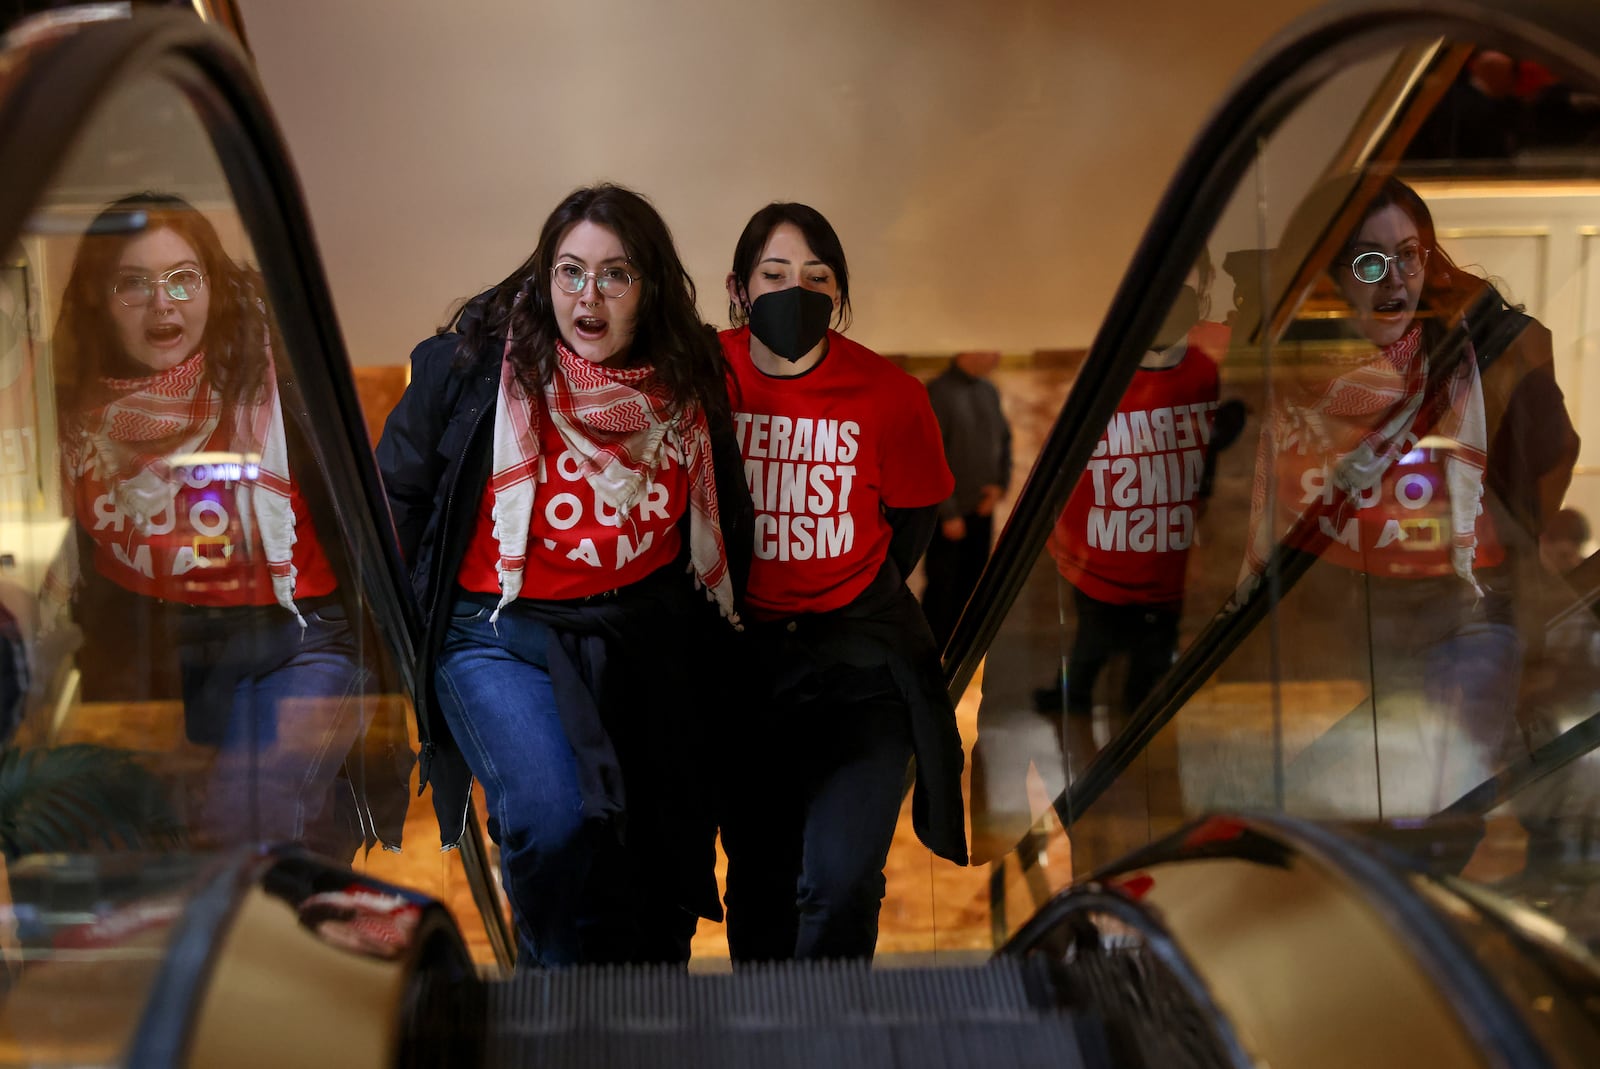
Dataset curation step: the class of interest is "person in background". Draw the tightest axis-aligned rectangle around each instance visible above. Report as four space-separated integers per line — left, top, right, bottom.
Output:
921 350 1011 651
715 201 966 963
377 183 750 968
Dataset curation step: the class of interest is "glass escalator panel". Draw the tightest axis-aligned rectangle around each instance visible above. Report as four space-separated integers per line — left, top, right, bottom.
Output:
0 15 510 1051
961 22 1600 994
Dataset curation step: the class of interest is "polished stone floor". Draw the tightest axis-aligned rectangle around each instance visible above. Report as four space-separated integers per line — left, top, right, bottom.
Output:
44 661 1551 969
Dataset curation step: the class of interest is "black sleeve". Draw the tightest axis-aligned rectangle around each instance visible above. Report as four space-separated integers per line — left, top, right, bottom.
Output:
884 503 939 579
375 333 459 565
707 405 754 605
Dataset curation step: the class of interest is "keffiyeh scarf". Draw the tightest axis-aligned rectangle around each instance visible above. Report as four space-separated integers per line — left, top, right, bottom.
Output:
489 334 738 625
53 349 301 622
1243 324 1488 593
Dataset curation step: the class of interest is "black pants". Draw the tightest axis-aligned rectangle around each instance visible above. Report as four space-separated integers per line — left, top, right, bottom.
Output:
1062 585 1181 716
718 654 913 963
921 512 993 651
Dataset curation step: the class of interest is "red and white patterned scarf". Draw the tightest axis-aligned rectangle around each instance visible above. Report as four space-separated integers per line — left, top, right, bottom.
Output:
1243 324 1488 592
61 348 300 621
489 335 738 625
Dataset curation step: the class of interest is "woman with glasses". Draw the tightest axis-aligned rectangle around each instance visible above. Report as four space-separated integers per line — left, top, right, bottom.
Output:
377 183 749 968
50 191 378 856
712 202 966 963
1238 174 1578 816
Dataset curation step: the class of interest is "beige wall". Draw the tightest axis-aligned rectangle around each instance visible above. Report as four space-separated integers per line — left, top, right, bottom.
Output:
236 0 1324 366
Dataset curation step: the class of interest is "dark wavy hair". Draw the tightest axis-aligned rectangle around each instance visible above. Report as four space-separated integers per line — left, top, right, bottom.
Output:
456 183 729 428
53 192 269 420
725 202 852 331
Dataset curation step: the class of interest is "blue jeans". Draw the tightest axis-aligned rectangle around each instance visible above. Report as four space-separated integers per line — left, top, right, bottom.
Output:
186 599 369 856
1367 576 1523 815
433 597 589 967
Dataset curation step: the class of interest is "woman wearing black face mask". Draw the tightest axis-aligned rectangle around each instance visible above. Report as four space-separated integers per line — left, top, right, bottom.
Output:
713 202 967 964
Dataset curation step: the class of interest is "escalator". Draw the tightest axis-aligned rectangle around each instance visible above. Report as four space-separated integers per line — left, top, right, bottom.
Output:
2 2 1600 1067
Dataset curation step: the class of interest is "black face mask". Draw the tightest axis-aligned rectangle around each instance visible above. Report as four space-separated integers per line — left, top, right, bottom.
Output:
747 287 834 363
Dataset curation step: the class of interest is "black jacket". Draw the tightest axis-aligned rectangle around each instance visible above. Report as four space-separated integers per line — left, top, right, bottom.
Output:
375 304 752 870
734 557 969 865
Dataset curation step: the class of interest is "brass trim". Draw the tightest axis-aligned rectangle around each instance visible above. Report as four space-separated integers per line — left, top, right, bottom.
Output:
183 884 408 1069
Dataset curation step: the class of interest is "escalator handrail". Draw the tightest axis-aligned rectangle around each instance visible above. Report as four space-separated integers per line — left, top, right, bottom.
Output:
1064 813 1556 1069
942 0 1600 844
1000 886 1256 1069
1252 814 1556 1068
0 10 514 967
125 850 264 1069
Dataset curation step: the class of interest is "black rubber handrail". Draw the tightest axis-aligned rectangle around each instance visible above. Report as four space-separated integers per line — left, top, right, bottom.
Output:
0 8 513 971
1260 814 1556 1068
1043 814 1556 1069
943 0 1600 852
1001 886 1255 1069
125 851 262 1069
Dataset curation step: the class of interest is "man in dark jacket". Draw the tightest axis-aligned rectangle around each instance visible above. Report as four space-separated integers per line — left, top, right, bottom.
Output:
921 351 1011 650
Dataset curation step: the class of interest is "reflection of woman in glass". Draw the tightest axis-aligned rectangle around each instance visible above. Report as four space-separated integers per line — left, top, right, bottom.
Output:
968 254 1220 868
49 193 368 854
1241 175 1564 814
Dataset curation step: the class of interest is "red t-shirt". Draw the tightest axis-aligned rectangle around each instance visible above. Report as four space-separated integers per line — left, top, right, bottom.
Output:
1270 420 1505 578
1049 346 1220 605
72 422 337 606
456 396 686 600
723 327 954 617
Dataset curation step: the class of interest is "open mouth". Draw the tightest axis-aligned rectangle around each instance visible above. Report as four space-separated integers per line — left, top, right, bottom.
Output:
1372 297 1408 318
145 323 183 346
574 315 607 341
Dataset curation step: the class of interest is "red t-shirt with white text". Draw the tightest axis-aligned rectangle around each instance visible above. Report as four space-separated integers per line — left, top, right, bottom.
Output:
1048 346 1220 605
456 396 686 600
1268 415 1505 578
73 422 337 606
723 327 954 617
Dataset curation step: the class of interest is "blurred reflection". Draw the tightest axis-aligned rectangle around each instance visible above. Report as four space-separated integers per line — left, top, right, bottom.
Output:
0 251 35 746
969 256 1226 864
261 853 425 961
1242 175 1579 817
1408 48 1600 165
1045 260 1221 722
45 193 368 855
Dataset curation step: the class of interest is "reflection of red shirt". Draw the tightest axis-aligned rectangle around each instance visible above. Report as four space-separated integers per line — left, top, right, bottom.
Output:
72 422 336 605
456 396 686 600
1049 347 1219 605
1272 437 1505 577
723 328 954 617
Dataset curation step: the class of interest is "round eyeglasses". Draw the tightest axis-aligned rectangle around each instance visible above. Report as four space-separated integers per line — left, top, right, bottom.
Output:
113 268 205 307
1346 246 1428 285
552 261 636 299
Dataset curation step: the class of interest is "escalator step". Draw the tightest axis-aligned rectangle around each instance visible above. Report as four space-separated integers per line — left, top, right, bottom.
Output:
485 957 1055 1033
483 1019 1090 1069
